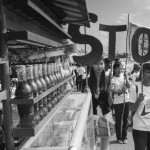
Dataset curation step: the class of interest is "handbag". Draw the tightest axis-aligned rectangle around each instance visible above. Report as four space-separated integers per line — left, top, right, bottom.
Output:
94 112 115 138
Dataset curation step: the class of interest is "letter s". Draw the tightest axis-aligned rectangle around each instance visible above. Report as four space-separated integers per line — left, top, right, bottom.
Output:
68 13 103 66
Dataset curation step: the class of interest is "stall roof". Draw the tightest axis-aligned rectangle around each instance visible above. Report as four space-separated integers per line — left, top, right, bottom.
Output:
4 0 90 41
43 0 90 27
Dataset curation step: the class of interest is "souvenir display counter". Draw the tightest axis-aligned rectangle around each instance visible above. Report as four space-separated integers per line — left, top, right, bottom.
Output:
0 0 91 150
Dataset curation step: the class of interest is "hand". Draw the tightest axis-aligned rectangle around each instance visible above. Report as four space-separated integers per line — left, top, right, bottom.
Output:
124 70 128 78
86 87 91 92
128 72 131 76
108 85 114 92
138 93 145 103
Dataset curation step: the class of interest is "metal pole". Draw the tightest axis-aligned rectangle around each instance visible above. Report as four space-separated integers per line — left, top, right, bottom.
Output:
141 33 145 93
120 13 129 138
84 26 88 92
0 0 14 149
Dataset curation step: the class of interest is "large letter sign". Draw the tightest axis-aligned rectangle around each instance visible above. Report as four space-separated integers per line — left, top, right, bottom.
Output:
131 27 150 63
68 12 150 64
99 24 126 60
68 13 103 66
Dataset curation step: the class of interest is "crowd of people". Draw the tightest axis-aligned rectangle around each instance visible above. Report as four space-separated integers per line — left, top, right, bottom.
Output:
73 57 150 150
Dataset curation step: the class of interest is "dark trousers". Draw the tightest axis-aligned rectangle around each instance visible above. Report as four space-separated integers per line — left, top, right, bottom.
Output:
113 102 129 140
132 129 150 150
76 80 80 90
81 79 86 93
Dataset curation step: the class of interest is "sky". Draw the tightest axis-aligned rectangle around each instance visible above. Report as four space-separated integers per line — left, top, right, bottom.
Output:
77 0 150 55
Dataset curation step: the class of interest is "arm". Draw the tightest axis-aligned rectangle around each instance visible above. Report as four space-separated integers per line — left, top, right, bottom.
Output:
107 90 113 107
126 78 130 88
124 72 130 88
107 77 113 106
130 93 145 112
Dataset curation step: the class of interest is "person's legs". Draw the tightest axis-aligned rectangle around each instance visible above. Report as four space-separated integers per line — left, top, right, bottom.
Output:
122 102 130 142
76 81 79 90
132 129 148 150
113 104 123 141
81 79 86 93
78 81 81 91
78 75 82 91
100 137 109 150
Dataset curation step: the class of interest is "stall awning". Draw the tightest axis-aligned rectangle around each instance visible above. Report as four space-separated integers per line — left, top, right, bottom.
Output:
43 0 90 27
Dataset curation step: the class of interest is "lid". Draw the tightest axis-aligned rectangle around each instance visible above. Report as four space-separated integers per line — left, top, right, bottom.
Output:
15 65 26 81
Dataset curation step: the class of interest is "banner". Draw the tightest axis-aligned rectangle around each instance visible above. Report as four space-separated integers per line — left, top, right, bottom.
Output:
127 22 140 61
127 22 149 62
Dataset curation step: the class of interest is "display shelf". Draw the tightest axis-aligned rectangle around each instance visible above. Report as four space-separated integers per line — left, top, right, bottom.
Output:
4 7 63 48
11 75 74 105
16 92 88 150
5 30 60 48
4 0 71 39
13 89 74 137
17 92 92 150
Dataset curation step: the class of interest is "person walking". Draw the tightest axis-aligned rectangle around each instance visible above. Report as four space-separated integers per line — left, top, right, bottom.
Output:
88 56 112 150
73 64 80 91
130 63 150 150
77 65 86 92
110 61 130 144
104 58 112 79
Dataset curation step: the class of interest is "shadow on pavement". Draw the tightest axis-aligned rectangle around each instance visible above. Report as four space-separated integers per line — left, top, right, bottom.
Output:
109 140 118 145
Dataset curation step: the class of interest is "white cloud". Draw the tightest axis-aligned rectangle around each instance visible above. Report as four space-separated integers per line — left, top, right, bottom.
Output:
116 13 128 24
146 6 150 10
116 13 136 24
133 0 150 12
116 0 150 27
98 31 108 53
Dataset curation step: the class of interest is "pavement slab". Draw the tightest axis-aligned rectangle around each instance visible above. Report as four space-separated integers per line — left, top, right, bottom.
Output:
96 127 135 150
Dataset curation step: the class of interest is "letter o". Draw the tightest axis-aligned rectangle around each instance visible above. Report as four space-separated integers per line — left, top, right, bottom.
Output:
132 27 150 63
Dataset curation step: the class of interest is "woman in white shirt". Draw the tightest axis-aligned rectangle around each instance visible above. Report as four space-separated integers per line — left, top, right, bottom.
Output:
130 63 150 150
110 61 130 144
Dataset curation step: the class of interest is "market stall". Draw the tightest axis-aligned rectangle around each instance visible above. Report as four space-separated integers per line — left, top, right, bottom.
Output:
0 0 92 150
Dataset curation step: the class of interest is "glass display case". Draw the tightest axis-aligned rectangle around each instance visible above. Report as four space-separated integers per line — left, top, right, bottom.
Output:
18 92 94 150
81 114 95 150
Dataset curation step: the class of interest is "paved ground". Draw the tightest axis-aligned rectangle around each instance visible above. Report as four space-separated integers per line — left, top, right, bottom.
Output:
109 127 134 150
96 127 134 150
